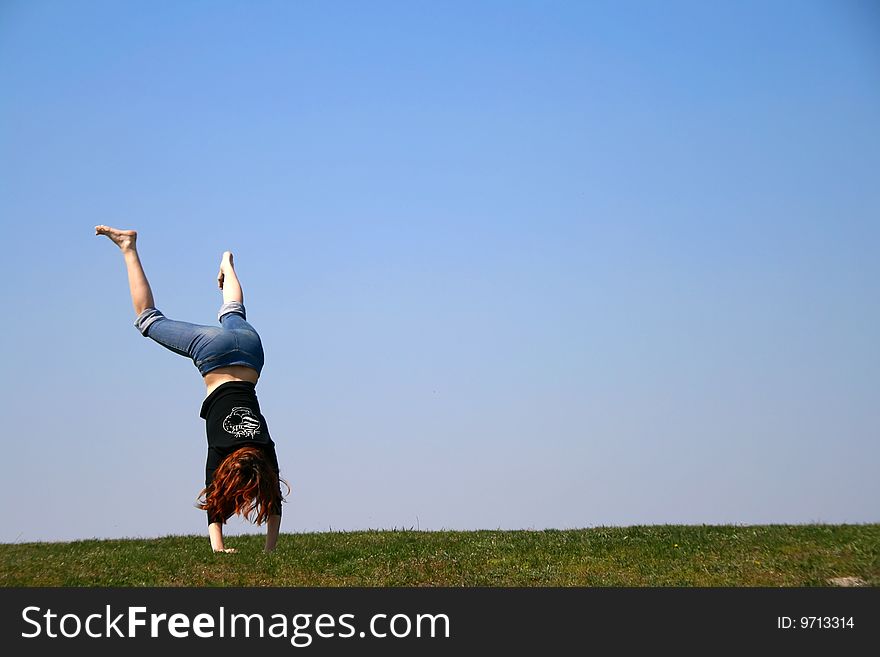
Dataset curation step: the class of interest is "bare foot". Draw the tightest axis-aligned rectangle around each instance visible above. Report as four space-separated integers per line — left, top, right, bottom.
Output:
95 225 137 251
218 251 234 289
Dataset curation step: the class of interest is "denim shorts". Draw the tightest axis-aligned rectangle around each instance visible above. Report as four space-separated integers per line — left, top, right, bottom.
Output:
134 301 265 376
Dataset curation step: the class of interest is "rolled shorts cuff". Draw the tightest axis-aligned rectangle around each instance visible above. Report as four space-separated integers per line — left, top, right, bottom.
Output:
134 307 165 336
218 300 247 322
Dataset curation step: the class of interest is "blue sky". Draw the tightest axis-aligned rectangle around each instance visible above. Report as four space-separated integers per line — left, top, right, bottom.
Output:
1 0 878 543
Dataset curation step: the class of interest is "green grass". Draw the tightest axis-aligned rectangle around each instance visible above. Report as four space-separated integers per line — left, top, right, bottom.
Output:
1 525 877 587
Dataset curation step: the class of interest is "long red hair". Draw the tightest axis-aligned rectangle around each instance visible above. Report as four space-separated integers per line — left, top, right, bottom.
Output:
198 446 289 525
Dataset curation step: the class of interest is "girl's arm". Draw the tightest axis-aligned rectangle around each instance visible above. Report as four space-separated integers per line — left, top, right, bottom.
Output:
209 522 237 553
265 515 281 552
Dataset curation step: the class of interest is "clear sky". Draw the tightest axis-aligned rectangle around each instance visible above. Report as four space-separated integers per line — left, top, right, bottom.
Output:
1 1 878 543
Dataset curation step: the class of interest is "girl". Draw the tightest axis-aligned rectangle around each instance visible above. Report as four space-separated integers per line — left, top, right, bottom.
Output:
96 225 287 553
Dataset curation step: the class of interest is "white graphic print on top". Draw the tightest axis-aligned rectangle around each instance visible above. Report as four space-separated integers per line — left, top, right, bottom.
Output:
222 407 262 439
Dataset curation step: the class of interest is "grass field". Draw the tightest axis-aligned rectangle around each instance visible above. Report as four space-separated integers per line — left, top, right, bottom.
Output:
1 524 877 587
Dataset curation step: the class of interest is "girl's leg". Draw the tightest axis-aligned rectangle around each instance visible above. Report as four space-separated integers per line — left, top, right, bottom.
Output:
95 226 154 315
214 252 264 371
217 251 255 331
97 225 219 361
218 251 243 305
137 312 221 360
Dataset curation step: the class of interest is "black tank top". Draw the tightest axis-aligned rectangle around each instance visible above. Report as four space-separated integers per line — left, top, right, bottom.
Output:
199 381 281 522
